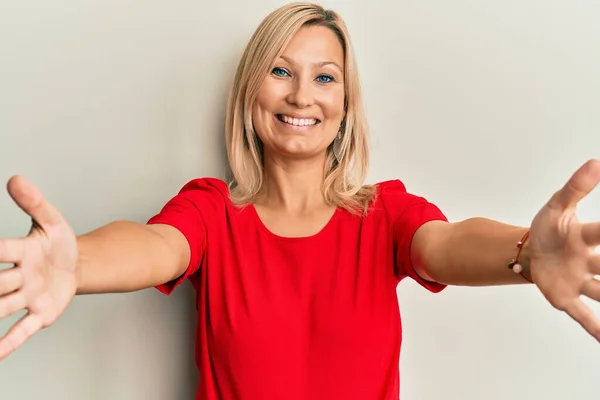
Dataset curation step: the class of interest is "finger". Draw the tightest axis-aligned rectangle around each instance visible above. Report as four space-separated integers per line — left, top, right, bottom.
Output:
548 159 600 210
564 299 600 342
0 267 23 296
0 237 26 263
581 222 600 247
581 277 600 302
0 291 27 319
589 254 600 275
0 313 43 361
6 175 65 230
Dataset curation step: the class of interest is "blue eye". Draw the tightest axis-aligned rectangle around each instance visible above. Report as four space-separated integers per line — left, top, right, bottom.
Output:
316 74 334 84
272 67 290 77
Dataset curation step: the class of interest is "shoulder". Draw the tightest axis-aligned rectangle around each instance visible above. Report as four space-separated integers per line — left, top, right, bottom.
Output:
159 177 232 217
374 179 408 195
370 179 444 222
371 179 412 212
178 177 229 194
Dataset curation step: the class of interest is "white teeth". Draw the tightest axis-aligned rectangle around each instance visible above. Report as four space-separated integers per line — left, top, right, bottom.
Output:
280 115 317 126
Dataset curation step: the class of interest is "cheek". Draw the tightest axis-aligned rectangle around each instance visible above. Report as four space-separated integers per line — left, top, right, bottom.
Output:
255 79 287 112
254 93 272 119
251 103 270 145
320 89 346 120
252 90 276 135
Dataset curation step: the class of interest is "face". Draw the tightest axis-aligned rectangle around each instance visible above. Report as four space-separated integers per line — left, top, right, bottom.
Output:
252 25 346 162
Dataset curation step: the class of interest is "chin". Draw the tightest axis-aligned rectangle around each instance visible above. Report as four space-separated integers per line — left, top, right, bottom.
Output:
271 142 328 161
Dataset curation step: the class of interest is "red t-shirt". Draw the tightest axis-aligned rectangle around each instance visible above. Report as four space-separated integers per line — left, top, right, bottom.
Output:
147 178 447 400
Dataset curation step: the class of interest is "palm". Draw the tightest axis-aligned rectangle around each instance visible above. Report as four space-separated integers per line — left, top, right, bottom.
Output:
528 159 600 341
0 176 78 360
23 225 77 318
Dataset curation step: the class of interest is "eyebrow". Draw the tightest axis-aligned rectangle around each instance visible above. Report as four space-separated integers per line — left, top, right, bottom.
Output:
280 55 344 72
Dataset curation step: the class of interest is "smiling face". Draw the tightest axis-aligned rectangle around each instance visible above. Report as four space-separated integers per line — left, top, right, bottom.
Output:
252 25 346 162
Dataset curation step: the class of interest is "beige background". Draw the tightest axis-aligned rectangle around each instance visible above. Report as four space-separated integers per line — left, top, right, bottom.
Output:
1 0 599 399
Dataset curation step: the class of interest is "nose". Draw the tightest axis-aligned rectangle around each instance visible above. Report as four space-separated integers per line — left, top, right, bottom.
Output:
286 77 314 108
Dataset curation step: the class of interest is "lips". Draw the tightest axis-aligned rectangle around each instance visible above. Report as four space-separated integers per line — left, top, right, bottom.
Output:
276 114 320 127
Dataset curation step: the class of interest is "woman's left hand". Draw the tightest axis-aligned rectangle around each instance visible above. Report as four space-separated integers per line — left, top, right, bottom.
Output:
528 158 600 342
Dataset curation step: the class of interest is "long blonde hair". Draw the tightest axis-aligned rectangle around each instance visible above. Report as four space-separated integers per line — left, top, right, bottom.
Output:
225 2 376 214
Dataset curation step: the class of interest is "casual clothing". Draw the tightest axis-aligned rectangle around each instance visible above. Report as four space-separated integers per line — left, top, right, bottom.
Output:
147 178 447 400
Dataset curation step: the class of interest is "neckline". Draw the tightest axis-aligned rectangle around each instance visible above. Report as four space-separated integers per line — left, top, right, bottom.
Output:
248 204 341 241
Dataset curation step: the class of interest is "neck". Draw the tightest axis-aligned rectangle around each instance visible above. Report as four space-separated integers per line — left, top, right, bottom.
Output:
258 153 328 213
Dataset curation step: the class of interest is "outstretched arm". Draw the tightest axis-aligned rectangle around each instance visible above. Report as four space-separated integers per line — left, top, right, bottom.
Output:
412 218 530 286
411 159 600 341
0 176 190 360
76 221 189 294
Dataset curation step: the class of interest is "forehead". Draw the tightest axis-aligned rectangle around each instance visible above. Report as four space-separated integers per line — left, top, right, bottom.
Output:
280 25 344 64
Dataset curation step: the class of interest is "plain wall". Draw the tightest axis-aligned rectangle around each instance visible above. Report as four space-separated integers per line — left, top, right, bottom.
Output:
1 1 599 399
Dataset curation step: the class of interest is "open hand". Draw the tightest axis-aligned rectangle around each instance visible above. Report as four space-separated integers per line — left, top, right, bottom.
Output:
529 159 600 341
0 176 78 360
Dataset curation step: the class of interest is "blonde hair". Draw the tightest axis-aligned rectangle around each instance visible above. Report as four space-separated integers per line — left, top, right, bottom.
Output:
225 2 376 214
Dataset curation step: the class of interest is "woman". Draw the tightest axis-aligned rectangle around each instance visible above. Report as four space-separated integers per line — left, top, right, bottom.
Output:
0 2 598 399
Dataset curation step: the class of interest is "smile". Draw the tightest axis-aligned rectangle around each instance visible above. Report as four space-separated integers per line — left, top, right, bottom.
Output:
276 114 320 127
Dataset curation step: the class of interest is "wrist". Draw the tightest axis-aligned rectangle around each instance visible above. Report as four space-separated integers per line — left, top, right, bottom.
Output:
74 236 87 294
519 239 532 282
508 229 534 283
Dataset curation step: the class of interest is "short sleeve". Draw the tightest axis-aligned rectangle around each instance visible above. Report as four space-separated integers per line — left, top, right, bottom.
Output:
378 180 448 293
146 178 226 295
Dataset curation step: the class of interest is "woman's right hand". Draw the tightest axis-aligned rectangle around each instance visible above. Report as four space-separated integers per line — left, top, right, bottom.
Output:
0 176 79 361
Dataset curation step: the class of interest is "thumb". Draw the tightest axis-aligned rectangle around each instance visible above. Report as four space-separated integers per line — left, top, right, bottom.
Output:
6 175 65 230
548 159 600 211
